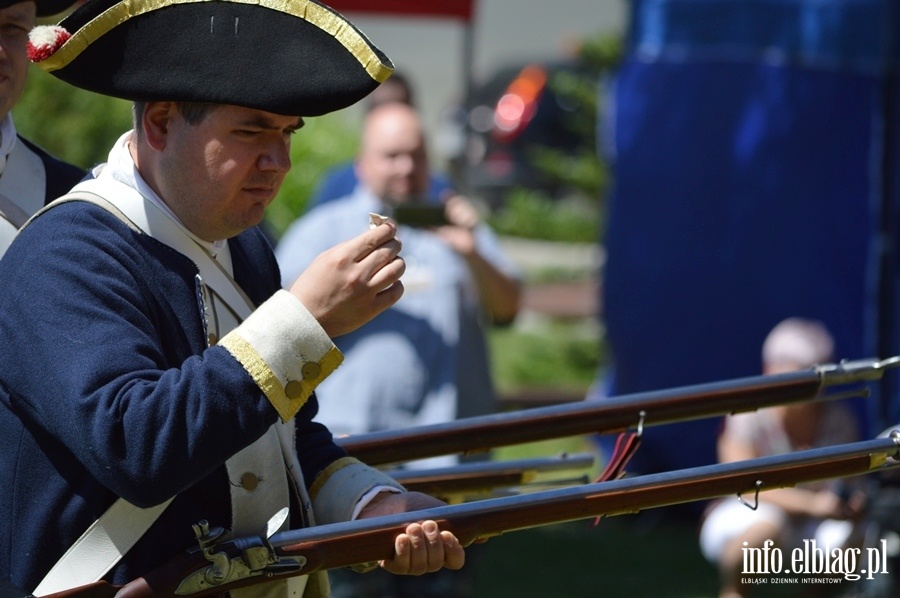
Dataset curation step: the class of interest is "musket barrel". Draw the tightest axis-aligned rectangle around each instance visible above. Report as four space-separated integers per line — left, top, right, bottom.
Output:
385 453 596 496
72 435 900 597
281 435 900 558
339 360 895 466
243 435 898 590
272 436 900 571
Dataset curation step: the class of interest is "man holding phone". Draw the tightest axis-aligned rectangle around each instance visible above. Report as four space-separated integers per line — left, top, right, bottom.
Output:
276 101 522 596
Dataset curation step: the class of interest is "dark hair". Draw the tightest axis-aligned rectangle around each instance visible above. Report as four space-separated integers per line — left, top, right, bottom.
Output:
132 101 221 138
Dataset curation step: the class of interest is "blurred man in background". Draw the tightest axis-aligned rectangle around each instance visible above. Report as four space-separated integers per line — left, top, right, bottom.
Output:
276 101 522 597
307 70 452 211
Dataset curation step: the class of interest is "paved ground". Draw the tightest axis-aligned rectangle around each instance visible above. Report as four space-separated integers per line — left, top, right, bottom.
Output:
500 237 603 320
522 279 599 320
499 237 603 276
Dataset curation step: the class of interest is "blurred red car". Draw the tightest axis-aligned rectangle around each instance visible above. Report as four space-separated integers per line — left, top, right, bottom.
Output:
442 60 588 208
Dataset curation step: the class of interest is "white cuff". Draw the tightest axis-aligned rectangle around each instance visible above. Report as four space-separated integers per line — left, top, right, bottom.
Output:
220 290 343 420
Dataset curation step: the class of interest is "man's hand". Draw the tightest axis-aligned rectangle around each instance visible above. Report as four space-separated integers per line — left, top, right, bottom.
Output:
290 222 404 337
434 195 479 256
431 194 522 324
357 491 465 575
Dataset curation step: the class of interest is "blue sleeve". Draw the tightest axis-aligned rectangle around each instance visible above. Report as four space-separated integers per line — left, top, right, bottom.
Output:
428 173 454 201
0 205 282 506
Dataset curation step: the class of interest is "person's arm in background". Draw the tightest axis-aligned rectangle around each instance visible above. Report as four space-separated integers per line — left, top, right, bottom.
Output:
436 194 521 325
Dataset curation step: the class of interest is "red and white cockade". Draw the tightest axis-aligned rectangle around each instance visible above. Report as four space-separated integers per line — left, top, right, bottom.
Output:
27 25 71 63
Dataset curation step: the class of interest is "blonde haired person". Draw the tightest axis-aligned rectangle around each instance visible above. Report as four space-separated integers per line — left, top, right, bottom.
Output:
699 318 865 597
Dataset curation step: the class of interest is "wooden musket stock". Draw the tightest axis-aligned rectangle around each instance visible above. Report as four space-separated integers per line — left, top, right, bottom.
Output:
47 434 900 597
339 357 900 466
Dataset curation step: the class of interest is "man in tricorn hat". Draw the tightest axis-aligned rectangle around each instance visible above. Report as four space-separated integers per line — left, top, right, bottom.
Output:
0 0 465 595
0 0 83 256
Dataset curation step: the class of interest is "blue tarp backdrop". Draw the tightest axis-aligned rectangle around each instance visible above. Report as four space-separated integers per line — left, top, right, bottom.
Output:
600 0 900 491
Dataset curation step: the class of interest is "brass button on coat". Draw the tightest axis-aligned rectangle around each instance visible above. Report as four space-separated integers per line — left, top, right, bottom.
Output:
285 380 303 399
240 472 259 491
301 362 321 380
207 332 218 346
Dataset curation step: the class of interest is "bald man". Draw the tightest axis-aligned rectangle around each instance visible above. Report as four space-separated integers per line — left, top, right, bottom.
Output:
277 101 521 597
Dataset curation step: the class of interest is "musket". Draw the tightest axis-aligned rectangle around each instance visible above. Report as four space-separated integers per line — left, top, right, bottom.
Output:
339 357 900 466
46 434 900 597
383 452 595 500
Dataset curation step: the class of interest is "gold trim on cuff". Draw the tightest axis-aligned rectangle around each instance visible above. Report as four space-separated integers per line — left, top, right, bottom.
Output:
220 333 342 421
38 0 393 82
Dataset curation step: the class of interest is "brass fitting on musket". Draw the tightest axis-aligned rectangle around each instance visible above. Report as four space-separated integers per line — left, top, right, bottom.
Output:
817 356 900 386
174 519 305 595
867 430 900 471
886 429 900 461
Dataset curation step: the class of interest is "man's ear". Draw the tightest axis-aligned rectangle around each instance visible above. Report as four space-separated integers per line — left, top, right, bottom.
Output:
142 102 177 151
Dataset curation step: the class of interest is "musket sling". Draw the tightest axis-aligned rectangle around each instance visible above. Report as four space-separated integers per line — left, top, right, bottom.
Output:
0 191 29 230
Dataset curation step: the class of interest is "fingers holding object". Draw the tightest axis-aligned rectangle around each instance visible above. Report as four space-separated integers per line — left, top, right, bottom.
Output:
358 221 405 292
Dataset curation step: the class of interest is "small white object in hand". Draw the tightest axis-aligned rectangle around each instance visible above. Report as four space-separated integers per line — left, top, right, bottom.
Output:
369 212 390 229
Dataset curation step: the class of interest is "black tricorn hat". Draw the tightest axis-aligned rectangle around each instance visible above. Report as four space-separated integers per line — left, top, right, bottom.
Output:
27 0 394 116
0 0 79 17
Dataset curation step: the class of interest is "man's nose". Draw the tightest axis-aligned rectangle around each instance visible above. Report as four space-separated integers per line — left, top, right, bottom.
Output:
259 140 291 172
394 154 416 175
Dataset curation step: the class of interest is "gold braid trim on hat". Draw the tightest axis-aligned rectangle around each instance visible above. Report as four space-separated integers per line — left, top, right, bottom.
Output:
37 0 393 83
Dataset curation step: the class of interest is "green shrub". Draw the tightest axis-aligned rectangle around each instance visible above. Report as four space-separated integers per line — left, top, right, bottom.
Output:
487 190 600 243
489 320 604 394
16 67 133 169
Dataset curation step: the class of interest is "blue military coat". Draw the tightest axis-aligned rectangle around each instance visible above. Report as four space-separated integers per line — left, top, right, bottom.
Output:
0 201 346 589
